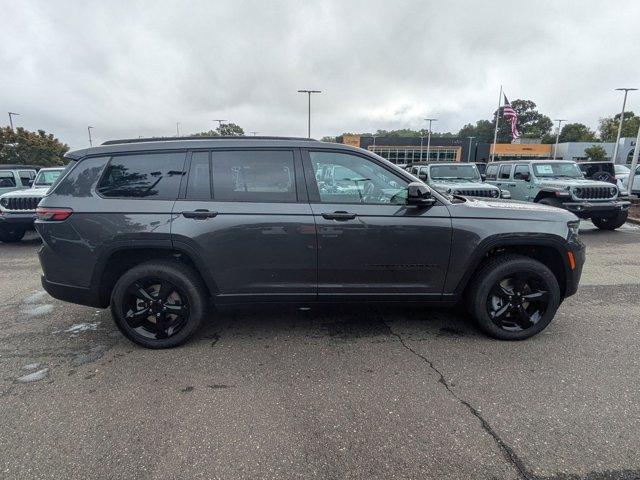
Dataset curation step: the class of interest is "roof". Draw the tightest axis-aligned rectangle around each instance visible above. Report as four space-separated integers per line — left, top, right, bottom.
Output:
65 136 357 160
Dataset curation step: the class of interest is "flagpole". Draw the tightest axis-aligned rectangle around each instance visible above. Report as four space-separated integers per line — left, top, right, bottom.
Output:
490 85 502 162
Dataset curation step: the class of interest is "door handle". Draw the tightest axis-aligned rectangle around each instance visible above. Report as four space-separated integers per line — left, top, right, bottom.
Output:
182 209 218 219
322 211 357 220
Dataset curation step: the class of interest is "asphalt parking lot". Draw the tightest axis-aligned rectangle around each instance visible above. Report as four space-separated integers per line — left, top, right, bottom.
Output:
0 223 639 480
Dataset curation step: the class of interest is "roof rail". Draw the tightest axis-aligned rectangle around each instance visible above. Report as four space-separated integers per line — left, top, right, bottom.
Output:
101 136 318 145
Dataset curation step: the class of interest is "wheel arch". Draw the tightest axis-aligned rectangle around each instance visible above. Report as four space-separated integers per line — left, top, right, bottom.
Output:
453 234 571 299
533 189 561 202
92 243 218 308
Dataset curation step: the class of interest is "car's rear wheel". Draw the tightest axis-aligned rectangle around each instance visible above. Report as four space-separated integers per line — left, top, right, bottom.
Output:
111 260 207 348
0 225 26 243
591 210 628 230
467 254 561 340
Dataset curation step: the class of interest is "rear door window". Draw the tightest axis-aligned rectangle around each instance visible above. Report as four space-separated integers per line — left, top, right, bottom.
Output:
513 164 530 180
186 152 212 200
0 171 16 188
211 150 296 202
499 164 512 179
97 152 186 199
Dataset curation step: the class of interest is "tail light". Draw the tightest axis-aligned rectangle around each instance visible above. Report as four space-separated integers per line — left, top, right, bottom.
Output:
36 207 73 221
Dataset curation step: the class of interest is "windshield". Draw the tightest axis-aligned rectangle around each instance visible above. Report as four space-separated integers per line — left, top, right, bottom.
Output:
34 169 63 187
430 164 480 181
532 162 584 179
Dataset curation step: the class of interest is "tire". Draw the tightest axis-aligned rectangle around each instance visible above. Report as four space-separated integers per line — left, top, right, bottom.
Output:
537 197 565 209
0 225 26 243
591 210 628 230
110 260 208 348
467 254 561 340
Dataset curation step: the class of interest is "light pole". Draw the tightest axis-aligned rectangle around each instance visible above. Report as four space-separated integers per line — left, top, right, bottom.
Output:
612 88 637 163
424 118 437 161
297 89 322 138
467 136 475 162
87 126 94 147
8 112 19 131
213 119 226 130
249 131 259 136
553 119 566 160
176 122 180 137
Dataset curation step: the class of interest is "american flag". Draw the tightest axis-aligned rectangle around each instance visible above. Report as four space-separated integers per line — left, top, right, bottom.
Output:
503 94 520 140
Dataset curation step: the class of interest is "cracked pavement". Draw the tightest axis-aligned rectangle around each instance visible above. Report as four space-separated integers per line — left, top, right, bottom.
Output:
1 223 639 479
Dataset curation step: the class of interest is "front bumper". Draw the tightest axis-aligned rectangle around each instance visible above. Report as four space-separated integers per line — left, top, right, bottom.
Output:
0 211 37 227
562 200 630 218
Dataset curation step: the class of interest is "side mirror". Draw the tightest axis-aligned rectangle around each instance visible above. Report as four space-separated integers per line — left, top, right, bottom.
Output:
407 182 436 207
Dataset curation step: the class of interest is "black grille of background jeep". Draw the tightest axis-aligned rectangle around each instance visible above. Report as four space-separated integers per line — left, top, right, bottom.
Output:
456 189 499 198
573 186 616 200
1 196 42 211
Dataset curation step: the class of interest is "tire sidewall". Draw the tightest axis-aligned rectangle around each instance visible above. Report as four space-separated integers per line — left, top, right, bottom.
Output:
472 258 561 340
0 225 26 243
592 210 628 230
111 261 206 348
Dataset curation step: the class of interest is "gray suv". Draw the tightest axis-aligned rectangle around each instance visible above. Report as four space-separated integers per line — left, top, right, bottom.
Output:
36 137 585 348
485 160 630 230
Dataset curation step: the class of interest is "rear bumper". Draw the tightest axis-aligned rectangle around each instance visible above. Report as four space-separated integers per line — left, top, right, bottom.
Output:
563 200 630 218
41 275 103 308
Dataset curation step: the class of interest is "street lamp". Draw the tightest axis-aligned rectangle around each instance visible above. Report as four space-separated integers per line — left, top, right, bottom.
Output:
297 90 322 138
612 88 637 163
424 118 437 161
87 126 94 147
553 119 567 160
467 136 475 163
8 112 19 131
249 131 259 136
176 122 180 137
213 119 227 129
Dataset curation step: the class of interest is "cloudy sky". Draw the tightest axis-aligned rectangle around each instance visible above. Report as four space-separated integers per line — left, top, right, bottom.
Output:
2 0 640 149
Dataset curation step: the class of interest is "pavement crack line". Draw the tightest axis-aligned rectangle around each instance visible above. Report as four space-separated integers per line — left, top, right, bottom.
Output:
384 322 532 480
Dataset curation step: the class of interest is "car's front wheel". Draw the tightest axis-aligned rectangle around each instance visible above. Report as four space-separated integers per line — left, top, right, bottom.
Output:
111 260 207 348
591 210 628 230
0 225 26 243
467 254 561 340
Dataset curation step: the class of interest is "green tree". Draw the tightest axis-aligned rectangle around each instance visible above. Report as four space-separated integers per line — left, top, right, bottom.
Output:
584 144 607 161
494 99 552 142
191 122 245 137
458 119 495 143
556 123 598 143
0 127 68 166
598 111 640 141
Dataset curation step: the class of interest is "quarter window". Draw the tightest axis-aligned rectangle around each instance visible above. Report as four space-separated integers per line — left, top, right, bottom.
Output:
499 164 512 179
211 150 296 202
97 153 186 199
310 151 408 204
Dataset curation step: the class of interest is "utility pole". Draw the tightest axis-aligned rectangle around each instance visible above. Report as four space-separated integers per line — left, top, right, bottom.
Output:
87 126 94 147
424 118 437 162
297 90 322 138
419 136 425 162
490 85 503 162
176 122 180 137
553 119 566 160
467 136 475 162
612 88 637 163
8 112 19 131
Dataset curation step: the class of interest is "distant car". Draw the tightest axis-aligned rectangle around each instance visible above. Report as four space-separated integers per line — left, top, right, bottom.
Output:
485 160 629 230
577 160 628 197
408 162 509 199
621 164 640 195
0 165 40 197
0 167 65 242
615 164 630 179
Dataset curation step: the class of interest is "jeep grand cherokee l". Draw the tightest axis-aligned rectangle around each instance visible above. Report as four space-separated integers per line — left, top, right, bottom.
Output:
35 137 585 348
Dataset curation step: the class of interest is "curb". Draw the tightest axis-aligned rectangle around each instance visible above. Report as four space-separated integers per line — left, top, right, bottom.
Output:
627 216 640 226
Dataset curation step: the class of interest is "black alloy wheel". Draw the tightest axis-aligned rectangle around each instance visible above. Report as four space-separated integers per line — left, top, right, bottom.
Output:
111 260 207 348
486 272 549 332
123 278 190 340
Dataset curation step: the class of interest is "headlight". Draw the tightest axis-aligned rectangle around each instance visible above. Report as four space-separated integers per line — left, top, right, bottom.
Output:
491 190 500 198
610 187 617 196
567 220 580 243
574 187 582 196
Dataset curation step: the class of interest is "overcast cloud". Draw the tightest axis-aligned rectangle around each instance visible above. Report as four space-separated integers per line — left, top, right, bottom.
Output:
2 0 640 149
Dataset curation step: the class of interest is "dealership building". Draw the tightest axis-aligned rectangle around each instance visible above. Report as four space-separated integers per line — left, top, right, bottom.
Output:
336 134 637 164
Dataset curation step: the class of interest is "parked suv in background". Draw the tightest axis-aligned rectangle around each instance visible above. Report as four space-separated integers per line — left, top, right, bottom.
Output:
408 162 509 199
0 167 65 242
0 165 41 242
485 160 630 230
36 137 585 348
